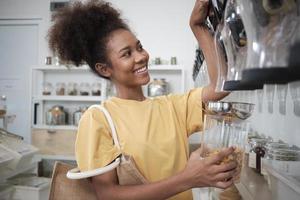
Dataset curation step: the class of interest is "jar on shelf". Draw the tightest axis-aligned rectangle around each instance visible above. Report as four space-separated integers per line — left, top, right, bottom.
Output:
56 82 66 96
42 82 53 95
170 57 177 65
154 57 161 65
73 107 88 126
91 82 101 96
67 82 78 96
79 82 90 96
148 78 169 97
0 95 7 117
46 105 67 125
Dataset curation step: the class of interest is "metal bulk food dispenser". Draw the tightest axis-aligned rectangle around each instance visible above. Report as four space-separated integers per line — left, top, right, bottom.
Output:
239 0 300 85
200 101 254 182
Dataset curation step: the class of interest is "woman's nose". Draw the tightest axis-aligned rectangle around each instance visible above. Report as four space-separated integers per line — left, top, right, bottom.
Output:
135 51 148 64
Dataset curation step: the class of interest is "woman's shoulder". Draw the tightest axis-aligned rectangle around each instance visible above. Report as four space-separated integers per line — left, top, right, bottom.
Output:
80 104 108 124
160 88 203 101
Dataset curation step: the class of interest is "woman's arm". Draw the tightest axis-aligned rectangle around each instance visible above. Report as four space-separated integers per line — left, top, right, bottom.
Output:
91 147 237 200
190 0 229 103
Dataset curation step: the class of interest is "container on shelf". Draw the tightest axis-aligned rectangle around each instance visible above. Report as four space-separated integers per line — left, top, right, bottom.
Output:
170 57 177 65
0 95 7 117
66 82 78 96
45 105 67 125
53 56 60 66
55 82 66 96
91 82 101 96
154 57 161 65
45 57 52 65
79 82 90 96
42 82 53 96
148 78 169 97
73 107 88 126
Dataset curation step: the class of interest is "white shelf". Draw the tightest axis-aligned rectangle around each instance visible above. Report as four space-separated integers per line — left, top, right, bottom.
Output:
32 125 78 131
148 65 183 71
32 64 183 72
32 95 102 102
36 154 75 161
32 65 90 71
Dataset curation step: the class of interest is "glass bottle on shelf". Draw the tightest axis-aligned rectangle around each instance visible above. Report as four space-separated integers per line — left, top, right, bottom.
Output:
148 78 169 97
91 82 101 96
56 82 66 96
67 82 78 96
42 82 53 95
0 95 7 117
79 82 90 96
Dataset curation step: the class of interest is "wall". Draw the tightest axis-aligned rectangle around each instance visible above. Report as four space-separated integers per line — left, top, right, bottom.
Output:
0 0 198 90
247 82 300 147
0 0 51 65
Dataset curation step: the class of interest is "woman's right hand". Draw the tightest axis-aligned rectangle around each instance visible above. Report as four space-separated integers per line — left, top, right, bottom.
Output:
182 147 237 189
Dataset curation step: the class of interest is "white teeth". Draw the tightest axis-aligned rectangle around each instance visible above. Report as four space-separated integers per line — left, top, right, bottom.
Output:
135 66 147 74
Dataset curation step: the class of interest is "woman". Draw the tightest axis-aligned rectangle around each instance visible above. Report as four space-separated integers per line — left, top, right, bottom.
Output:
48 0 236 199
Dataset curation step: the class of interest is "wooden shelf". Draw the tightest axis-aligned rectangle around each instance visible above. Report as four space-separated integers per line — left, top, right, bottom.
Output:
32 95 102 102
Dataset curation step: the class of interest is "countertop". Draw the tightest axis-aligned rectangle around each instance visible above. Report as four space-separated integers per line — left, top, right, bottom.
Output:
235 155 272 200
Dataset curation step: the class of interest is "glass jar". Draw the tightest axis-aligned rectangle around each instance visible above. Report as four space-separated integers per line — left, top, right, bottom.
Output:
46 105 66 125
79 82 90 96
148 78 169 97
67 82 78 96
201 101 254 183
56 82 66 96
73 107 88 126
42 82 53 95
0 95 7 117
91 82 101 96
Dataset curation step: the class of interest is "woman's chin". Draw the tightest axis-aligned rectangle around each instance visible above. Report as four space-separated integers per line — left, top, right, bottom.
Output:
139 74 150 85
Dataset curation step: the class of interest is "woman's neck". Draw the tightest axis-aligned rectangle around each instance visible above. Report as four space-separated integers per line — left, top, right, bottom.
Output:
115 85 146 101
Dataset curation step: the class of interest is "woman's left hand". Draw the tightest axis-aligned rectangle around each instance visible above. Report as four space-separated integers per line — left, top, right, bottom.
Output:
190 0 210 28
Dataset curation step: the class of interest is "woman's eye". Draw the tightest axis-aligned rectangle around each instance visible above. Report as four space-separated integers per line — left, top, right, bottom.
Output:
137 45 143 51
123 51 131 57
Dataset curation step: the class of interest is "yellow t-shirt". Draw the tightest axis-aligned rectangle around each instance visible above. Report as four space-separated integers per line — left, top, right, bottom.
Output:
75 88 203 200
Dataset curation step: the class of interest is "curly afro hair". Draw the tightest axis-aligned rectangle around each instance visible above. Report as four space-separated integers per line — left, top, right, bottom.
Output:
48 0 129 79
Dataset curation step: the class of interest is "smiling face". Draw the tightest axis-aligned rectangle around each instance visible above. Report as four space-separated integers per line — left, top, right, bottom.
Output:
103 29 150 90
